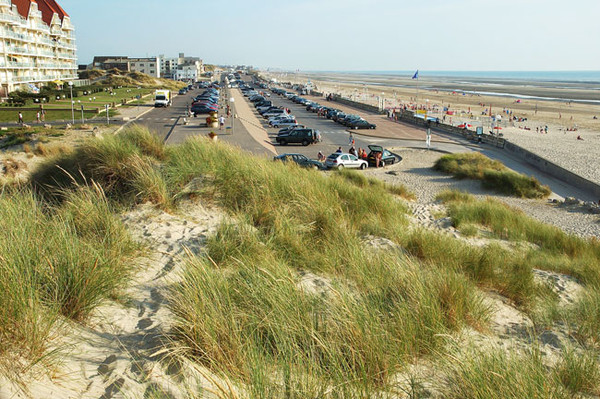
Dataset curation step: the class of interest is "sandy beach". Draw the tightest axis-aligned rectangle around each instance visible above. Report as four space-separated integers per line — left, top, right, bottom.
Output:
264 71 600 186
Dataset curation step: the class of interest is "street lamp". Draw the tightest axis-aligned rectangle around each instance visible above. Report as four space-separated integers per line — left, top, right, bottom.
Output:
68 81 74 124
229 97 235 135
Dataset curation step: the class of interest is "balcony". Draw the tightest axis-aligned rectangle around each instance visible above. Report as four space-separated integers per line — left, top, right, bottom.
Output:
0 29 35 43
56 52 77 60
11 74 59 83
0 12 24 25
31 22 50 32
4 46 36 56
37 63 76 69
0 62 35 69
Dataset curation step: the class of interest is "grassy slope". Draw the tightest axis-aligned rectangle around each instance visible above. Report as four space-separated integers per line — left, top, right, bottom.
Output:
5 126 599 396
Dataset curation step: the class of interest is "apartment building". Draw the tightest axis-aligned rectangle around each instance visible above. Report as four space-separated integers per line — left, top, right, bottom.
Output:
128 56 159 77
0 0 77 97
158 54 177 79
159 53 204 81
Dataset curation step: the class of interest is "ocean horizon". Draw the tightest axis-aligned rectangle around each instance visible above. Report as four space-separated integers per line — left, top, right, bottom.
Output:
301 70 600 83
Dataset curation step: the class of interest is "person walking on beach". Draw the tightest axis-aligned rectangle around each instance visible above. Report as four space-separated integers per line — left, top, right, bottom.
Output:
219 116 225 130
40 109 45 122
36 111 40 123
348 132 354 146
17 112 23 125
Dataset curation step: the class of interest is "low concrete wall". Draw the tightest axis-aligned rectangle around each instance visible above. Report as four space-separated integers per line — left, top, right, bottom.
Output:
503 142 600 198
330 95 384 115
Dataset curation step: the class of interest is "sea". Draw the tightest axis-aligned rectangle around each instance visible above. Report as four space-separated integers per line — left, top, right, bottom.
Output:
300 70 600 104
308 70 600 83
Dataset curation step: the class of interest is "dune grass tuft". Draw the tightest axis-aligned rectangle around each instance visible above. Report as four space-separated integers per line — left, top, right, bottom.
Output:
0 185 138 379
438 190 600 285
434 152 551 198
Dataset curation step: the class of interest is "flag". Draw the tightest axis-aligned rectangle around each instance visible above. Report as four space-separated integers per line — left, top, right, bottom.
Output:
412 70 419 79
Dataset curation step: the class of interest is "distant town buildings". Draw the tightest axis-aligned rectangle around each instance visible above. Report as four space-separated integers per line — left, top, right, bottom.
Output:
159 53 204 81
90 56 160 78
0 0 77 97
87 53 204 82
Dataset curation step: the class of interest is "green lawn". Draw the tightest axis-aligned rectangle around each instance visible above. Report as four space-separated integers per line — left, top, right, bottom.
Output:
0 109 116 124
48 87 153 108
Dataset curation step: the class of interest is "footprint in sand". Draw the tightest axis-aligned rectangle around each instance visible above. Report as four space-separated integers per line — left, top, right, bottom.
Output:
136 318 153 330
97 354 117 378
100 377 125 399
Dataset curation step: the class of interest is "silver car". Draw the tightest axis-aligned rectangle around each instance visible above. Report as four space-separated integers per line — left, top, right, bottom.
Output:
325 153 368 170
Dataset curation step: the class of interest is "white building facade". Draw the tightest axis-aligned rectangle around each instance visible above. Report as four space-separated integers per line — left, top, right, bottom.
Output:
128 57 160 78
0 0 77 97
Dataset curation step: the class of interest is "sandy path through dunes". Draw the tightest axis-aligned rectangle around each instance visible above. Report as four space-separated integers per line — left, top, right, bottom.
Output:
0 201 225 398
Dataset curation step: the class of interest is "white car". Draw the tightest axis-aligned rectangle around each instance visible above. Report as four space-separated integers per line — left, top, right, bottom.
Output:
268 115 294 124
325 153 368 170
272 119 298 128
263 109 287 118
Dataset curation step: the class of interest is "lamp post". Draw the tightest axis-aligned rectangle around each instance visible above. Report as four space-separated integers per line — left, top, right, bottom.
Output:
68 81 74 125
229 97 235 135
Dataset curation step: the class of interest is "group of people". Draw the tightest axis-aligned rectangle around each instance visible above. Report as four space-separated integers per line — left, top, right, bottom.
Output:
324 146 369 160
17 109 46 125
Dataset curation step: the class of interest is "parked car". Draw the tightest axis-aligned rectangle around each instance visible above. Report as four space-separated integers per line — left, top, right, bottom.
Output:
366 145 399 167
339 115 363 126
278 125 306 135
263 109 288 118
178 88 187 95
276 128 319 146
273 153 324 170
268 115 295 124
325 153 368 170
272 119 298 128
191 104 217 115
347 119 376 129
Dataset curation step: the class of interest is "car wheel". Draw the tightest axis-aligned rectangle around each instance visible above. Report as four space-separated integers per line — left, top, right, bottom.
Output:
354 126 358 130
311 165 319 170
301 140 309 146
280 140 287 146
337 164 344 169
371 126 375 129
380 160 386 168
360 163 367 170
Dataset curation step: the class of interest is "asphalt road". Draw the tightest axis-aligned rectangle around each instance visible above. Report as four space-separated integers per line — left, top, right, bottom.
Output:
134 91 197 139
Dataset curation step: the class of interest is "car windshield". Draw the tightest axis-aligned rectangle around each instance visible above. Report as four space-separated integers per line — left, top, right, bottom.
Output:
156 95 166 100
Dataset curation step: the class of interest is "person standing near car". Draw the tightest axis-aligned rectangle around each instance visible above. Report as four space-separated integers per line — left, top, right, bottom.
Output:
317 151 325 162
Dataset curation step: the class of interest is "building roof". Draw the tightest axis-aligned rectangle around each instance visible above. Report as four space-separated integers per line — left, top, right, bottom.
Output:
10 0 69 26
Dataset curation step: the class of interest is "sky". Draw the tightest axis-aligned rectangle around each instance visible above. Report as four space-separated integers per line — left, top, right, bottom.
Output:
59 0 600 72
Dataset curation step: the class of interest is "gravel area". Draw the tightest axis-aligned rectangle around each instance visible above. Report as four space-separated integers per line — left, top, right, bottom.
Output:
365 149 600 238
